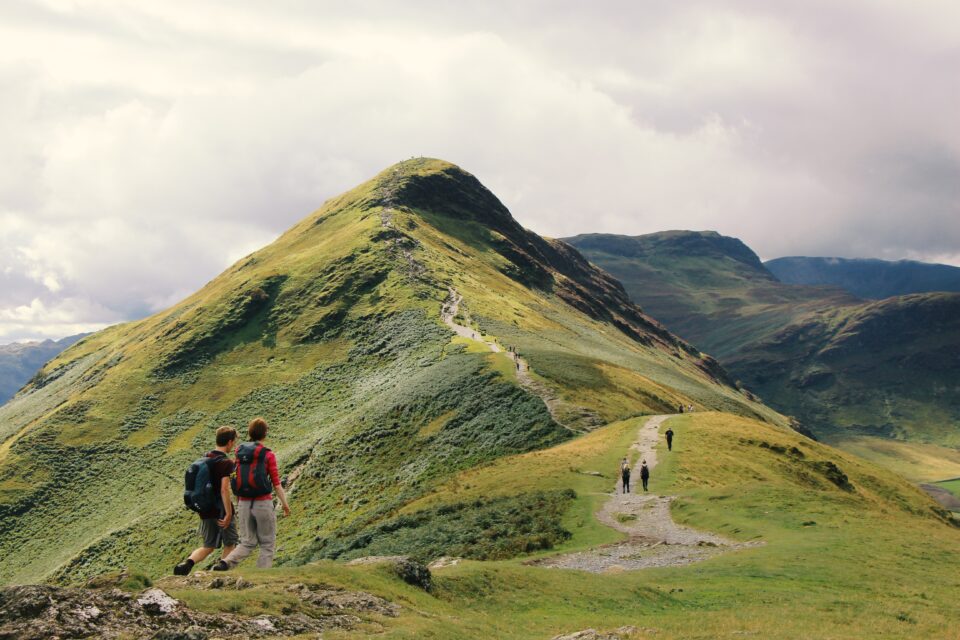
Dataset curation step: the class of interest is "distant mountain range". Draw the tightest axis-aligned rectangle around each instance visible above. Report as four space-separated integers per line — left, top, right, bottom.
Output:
0 334 88 405
566 232 960 453
766 256 960 299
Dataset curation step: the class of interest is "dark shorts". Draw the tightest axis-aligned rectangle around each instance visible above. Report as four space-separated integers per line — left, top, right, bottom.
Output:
198 516 240 548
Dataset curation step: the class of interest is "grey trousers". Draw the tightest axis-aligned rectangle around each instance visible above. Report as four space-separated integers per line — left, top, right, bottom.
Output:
224 500 276 568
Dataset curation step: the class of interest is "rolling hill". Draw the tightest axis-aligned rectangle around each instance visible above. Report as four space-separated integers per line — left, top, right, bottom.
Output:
767 256 960 299
0 160 778 587
2 162 958 638
0 334 88 405
566 232 960 457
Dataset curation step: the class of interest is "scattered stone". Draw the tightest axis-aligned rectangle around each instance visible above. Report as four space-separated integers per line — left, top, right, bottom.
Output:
285 583 399 617
76 605 102 620
346 555 432 591
427 556 463 570
138 588 180 615
208 576 252 590
251 616 277 632
0 582 382 639
152 627 209 640
393 558 433 591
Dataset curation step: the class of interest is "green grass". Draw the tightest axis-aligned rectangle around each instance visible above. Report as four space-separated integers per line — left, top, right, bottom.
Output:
828 435 960 483
156 411 960 638
402 417 646 553
935 478 960 498
0 159 774 586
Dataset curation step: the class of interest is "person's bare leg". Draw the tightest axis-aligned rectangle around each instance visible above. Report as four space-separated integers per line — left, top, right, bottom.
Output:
188 547 214 563
220 545 236 561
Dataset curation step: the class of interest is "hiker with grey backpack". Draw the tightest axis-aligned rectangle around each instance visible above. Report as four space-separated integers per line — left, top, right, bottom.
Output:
214 417 291 571
174 426 239 575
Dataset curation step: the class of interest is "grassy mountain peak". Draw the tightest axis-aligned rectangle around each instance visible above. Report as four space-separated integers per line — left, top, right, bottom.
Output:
0 160 779 585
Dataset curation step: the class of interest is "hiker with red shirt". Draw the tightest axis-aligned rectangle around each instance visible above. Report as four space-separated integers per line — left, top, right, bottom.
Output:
214 417 290 570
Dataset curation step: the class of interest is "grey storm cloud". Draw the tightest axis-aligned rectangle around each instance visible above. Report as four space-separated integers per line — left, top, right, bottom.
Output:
0 0 958 342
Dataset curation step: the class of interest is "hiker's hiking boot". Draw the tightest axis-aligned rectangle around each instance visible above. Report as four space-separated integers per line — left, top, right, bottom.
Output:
173 559 194 576
212 560 230 572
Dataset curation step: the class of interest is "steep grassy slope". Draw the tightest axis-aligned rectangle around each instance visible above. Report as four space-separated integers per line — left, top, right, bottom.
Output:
564 231 856 360
736 292 960 446
767 256 960 299
159 412 960 638
0 160 777 585
566 232 960 450
0 334 87 405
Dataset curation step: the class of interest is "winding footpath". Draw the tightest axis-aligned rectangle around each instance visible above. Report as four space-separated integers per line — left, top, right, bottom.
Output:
438 280 752 572
441 289 580 431
536 415 761 572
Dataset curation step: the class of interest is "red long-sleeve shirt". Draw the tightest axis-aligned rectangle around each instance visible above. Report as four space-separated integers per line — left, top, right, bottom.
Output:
238 448 281 501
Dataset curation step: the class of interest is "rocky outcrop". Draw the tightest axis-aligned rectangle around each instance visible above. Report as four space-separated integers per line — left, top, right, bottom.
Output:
346 555 432 591
0 578 397 640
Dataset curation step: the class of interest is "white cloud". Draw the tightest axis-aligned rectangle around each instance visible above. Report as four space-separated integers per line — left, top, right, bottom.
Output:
0 1 958 343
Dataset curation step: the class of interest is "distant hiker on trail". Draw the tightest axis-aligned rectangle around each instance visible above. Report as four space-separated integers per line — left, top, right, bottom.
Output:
677 404 684 414
640 460 650 492
620 457 631 494
516 361 521 371
175 426 239 575
214 418 291 571
665 427 674 451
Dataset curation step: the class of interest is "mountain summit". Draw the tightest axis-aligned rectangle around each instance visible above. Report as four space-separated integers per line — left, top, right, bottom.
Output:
0 159 779 584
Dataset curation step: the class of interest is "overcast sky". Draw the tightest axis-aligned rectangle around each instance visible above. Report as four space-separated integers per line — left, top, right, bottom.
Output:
1 1 959 342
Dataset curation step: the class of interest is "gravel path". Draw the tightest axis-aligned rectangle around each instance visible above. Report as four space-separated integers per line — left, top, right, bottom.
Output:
441 289 584 431
535 415 761 573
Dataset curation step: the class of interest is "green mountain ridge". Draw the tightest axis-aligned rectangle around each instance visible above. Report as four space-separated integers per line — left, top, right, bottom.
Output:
566 231 960 450
766 255 960 299
0 160 777 586
3 163 959 638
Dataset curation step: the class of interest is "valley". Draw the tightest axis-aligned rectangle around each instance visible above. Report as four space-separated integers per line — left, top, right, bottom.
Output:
567 231 960 491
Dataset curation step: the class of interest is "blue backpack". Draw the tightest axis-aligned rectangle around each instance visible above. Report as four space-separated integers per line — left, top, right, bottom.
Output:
183 452 223 514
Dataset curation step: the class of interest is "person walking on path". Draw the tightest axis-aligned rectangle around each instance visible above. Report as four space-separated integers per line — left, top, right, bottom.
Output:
214 418 291 571
640 460 650 492
620 457 631 494
174 426 239 575
665 427 674 451
677 404 684 414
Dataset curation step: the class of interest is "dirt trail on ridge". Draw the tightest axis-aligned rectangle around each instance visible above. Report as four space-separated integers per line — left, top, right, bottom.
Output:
441 289 584 431
534 415 761 573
